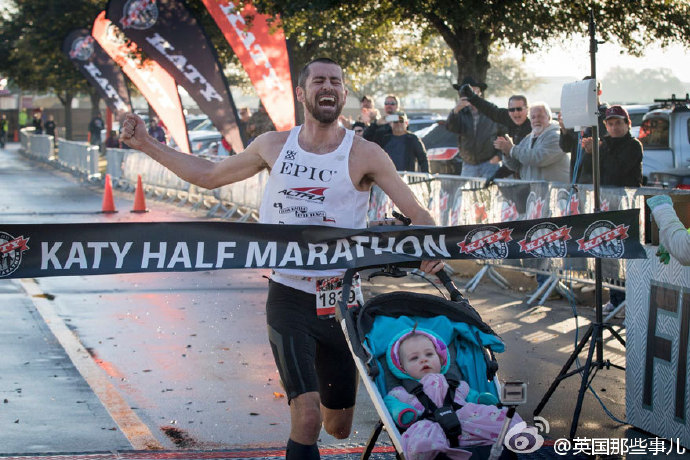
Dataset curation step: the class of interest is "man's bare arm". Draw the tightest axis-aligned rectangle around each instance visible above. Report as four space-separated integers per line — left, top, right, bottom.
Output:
120 113 270 189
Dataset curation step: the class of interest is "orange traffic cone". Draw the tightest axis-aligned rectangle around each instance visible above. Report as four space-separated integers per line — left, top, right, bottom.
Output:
131 175 149 213
13 130 18 142
101 174 117 213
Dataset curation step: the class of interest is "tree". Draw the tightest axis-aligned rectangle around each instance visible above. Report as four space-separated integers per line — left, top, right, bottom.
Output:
256 0 690 88
602 66 688 104
0 0 104 139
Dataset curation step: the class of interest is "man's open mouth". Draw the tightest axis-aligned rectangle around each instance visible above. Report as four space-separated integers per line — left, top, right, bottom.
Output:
318 95 337 107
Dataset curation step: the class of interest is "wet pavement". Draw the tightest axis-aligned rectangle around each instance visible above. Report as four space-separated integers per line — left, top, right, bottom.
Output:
0 144 687 458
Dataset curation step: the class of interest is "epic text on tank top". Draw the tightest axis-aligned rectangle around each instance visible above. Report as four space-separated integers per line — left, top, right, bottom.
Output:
259 126 370 293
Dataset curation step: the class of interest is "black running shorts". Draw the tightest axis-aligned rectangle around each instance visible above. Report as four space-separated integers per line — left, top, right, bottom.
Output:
266 280 358 409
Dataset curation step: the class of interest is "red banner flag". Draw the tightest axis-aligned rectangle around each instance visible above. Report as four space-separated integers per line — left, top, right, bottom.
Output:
92 12 190 153
107 0 244 152
202 1 295 132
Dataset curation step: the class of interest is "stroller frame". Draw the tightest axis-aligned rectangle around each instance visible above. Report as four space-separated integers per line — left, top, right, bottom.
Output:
336 265 506 460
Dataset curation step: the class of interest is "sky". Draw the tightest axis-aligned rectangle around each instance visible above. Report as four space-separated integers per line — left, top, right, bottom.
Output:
415 37 690 110
520 39 690 80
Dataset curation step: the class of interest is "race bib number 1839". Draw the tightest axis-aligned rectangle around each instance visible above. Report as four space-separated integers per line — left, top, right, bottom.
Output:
315 274 363 317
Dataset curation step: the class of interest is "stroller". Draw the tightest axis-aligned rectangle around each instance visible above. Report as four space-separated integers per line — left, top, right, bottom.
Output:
336 265 518 460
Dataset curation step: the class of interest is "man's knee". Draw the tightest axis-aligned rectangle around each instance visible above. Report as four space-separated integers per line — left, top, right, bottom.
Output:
322 406 354 439
290 393 323 439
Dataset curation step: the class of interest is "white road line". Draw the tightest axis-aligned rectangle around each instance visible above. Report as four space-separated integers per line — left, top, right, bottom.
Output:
20 278 163 450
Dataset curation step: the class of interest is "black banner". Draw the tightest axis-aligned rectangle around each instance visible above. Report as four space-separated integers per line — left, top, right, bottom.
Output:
106 0 243 152
62 29 133 120
0 210 645 280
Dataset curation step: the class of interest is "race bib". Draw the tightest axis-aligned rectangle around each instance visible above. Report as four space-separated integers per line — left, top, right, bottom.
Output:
315 274 363 317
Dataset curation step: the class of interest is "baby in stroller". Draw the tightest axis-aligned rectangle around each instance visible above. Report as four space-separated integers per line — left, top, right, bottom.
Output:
384 326 522 460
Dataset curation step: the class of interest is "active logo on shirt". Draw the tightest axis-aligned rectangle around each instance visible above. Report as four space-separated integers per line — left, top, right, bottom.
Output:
278 161 336 182
576 220 628 258
278 187 327 203
0 232 29 278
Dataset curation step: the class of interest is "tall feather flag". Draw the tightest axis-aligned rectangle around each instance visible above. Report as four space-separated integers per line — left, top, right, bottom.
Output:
106 0 244 152
201 1 295 131
62 29 133 121
92 11 190 153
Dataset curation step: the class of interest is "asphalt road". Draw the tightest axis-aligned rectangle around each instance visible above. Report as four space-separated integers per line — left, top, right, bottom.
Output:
0 143 684 458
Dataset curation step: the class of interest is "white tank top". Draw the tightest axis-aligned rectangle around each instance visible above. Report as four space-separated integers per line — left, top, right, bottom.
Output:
259 125 370 293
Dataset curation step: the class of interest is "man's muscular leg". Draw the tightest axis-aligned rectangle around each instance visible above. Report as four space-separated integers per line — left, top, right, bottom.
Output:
289 392 323 443
321 404 354 439
288 393 355 442
286 392 322 460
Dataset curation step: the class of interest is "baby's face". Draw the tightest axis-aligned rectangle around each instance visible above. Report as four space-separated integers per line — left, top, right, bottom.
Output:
399 335 442 380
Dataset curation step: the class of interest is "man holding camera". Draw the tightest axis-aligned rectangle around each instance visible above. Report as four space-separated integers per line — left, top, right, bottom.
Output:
458 85 532 147
363 94 400 141
446 77 503 178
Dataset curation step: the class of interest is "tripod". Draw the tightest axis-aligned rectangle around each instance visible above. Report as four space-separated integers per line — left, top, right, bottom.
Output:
532 10 626 440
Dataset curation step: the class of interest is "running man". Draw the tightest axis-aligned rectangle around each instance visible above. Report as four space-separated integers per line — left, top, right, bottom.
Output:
120 57 442 460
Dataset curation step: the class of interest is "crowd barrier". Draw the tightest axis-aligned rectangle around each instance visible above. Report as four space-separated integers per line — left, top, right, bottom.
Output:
56 139 100 179
18 129 690 302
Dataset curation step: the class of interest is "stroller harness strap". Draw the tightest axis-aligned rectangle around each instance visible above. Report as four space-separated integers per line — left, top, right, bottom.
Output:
401 378 463 448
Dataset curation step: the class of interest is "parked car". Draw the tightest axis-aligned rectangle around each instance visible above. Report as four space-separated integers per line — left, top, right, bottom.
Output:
623 103 662 138
638 98 690 181
648 168 690 190
419 121 462 175
188 117 215 132
406 112 444 133
185 114 210 131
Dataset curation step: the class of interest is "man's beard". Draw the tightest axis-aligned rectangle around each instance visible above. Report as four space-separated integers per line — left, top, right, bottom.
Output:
305 94 344 124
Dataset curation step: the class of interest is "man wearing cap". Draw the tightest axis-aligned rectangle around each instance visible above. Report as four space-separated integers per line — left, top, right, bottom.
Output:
580 105 643 187
379 111 429 173
446 77 503 178
581 104 643 315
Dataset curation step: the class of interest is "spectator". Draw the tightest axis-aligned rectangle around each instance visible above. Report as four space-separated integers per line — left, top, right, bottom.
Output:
0 114 8 148
379 111 429 173
647 195 690 266
44 113 57 136
461 88 532 147
558 77 608 183
44 114 57 148
32 109 43 134
581 105 643 315
363 94 400 141
246 101 275 144
148 116 166 143
496 102 569 295
88 112 104 146
18 108 28 128
581 105 643 187
446 77 503 178
105 130 120 148
352 121 366 137
495 102 569 182
357 95 380 126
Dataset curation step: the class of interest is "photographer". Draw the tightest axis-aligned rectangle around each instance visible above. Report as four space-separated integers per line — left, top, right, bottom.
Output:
446 77 502 178
363 94 400 142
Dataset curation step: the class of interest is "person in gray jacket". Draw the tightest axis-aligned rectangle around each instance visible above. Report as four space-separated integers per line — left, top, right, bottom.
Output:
493 102 570 183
